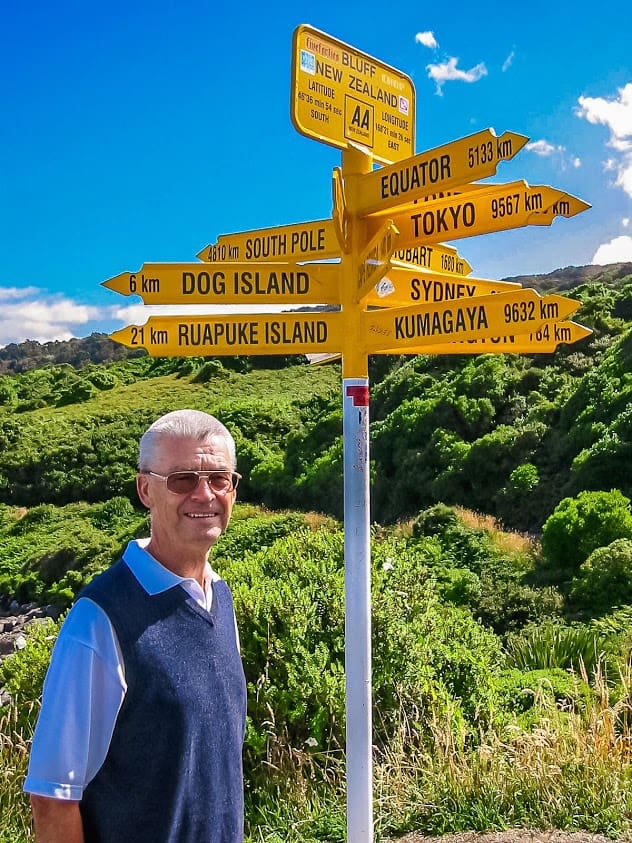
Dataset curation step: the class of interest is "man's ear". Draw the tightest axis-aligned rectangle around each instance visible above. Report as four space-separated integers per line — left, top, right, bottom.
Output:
136 473 151 509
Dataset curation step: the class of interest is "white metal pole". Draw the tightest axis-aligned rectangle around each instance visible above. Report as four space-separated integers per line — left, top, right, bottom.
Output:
342 376 373 842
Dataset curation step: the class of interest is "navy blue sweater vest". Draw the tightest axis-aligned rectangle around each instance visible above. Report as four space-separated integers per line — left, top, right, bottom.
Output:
78 559 246 843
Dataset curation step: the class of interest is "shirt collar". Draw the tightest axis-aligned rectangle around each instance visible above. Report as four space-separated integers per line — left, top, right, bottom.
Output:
122 538 217 596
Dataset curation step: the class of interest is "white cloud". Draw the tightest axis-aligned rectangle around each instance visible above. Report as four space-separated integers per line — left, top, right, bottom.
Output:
0 285 40 301
415 31 438 49
526 139 565 157
0 271 317 350
502 50 515 72
426 57 487 95
623 218 630 227
592 235 632 264
526 139 582 171
577 82 632 198
0 286 103 346
578 83 632 140
0 287 305 348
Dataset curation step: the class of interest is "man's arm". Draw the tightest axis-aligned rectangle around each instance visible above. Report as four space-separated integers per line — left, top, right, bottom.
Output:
24 599 126 819
30 795 84 843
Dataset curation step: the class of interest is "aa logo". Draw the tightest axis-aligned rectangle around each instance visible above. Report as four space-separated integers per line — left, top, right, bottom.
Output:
351 106 370 130
345 96 373 145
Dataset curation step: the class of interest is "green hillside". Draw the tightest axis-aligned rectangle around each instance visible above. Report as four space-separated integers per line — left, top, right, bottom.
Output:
0 263 629 531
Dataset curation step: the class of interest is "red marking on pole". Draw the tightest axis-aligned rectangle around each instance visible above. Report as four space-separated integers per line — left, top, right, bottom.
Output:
346 385 370 406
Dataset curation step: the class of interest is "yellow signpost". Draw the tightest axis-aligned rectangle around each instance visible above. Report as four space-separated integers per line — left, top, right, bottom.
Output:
196 218 341 263
346 128 529 215
102 24 593 843
368 180 591 248
332 166 350 252
364 263 521 308
291 24 415 164
108 311 345 357
377 320 593 355
307 320 593 363
361 289 580 352
530 192 594 223
391 243 472 276
355 219 398 301
102 261 341 305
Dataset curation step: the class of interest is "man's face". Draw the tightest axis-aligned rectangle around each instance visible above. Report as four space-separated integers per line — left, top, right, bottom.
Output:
136 435 236 564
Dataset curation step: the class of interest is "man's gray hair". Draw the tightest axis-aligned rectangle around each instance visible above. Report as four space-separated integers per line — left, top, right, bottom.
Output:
138 409 236 471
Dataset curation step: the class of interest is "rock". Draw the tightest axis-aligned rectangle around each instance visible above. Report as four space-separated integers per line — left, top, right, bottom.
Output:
43 604 62 621
0 636 17 656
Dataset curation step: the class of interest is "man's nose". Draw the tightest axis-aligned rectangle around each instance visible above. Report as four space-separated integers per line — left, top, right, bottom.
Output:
192 477 217 498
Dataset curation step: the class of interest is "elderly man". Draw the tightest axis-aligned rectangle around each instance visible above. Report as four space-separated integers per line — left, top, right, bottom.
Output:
25 409 246 843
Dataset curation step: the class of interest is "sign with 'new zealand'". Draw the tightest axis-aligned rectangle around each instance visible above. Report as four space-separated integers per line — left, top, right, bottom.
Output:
291 24 415 164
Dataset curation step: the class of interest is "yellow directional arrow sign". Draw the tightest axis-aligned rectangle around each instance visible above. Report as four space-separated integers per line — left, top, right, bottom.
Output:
102 262 341 306
108 312 345 357
306 321 591 363
376 320 592 355
332 166 349 252
291 24 415 165
356 220 398 301
364 263 521 308
196 218 341 263
347 128 529 215
361 289 580 352
391 244 473 276
529 192 593 223
370 181 511 218
370 181 591 248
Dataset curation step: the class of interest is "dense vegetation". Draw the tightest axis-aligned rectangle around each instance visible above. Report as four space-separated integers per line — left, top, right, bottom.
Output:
1 263 631 840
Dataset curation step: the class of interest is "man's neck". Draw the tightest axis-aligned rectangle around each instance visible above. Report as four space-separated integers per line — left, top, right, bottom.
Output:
145 540 209 588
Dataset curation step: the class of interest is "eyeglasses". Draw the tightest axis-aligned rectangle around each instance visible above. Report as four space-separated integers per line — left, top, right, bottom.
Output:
143 470 241 495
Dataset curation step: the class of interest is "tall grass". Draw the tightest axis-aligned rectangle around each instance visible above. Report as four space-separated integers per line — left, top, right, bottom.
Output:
374 662 632 840
0 703 33 843
454 506 536 559
4 665 632 841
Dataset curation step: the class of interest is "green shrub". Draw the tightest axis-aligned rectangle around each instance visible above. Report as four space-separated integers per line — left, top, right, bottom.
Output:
570 539 632 615
412 502 459 536
191 359 227 382
509 463 540 491
0 500 138 608
90 496 138 532
213 511 308 563
0 616 62 726
221 526 504 788
495 667 593 719
225 529 347 773
542 490 632 577
295 441 344 518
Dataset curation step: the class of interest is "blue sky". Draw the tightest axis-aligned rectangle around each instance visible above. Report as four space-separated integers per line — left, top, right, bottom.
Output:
1 0 631 346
